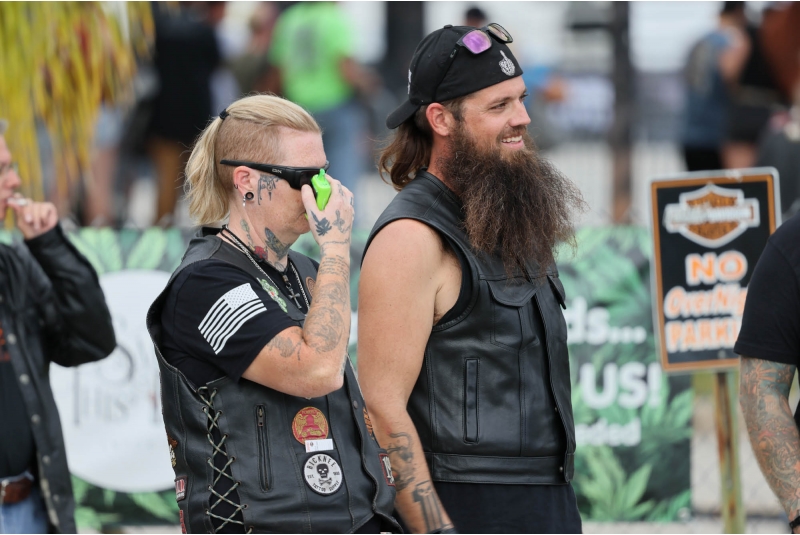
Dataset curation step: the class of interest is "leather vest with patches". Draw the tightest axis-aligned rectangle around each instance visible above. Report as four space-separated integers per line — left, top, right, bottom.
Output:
365 172 576 485
147 230 398 533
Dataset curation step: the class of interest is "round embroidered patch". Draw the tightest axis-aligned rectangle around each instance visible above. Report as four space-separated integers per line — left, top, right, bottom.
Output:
304 453 342 495
292 407 329 444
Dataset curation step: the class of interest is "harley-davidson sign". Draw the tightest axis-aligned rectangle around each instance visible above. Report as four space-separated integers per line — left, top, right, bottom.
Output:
663 184 760 248
650 168 779 372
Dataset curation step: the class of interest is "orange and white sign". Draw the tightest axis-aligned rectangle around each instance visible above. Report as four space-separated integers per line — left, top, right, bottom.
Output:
650 168 779 372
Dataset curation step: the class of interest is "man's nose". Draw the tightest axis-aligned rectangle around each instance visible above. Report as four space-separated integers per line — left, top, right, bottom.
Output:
509 99 531 128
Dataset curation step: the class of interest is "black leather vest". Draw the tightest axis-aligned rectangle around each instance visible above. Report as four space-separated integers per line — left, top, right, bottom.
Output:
365 173 576 485
147 231 399 533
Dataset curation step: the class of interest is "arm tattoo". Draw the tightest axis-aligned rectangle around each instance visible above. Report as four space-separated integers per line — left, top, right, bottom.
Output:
264 227 291 264
412 481 452 532
304 305 344 351
386 432 416 491
311 212 332 236
257 173 278 204
741 357 800 517
266 332 301 360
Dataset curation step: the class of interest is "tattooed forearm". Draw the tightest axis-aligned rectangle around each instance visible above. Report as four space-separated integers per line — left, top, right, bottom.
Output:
266 331 301 360
257 173 278 203
304 305 344 352
412 481 453 533
386 432 416 491
264 228 291 266
740 357 800 518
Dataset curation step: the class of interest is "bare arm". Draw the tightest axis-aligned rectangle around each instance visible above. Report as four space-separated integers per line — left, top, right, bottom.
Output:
740 356 800 528
242 178 353 399
358 220 455 533
718 26 750 84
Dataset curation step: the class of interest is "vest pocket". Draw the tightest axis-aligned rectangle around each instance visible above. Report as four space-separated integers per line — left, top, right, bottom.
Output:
255 405 271 491
464 359 479 443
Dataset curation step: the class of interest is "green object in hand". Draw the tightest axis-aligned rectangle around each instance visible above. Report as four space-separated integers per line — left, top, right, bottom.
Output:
311 168 331 210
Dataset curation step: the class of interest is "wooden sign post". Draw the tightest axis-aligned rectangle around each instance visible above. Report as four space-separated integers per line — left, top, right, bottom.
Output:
650 168 780 533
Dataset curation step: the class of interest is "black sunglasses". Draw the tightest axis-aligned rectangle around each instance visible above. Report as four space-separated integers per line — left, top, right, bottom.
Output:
433 23 513 101
219 159 329 190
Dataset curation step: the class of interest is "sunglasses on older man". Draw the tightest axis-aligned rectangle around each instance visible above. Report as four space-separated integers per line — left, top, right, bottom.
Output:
220 159 330 190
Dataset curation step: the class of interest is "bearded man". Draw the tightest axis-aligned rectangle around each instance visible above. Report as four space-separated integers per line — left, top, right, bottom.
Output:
357 24 585 534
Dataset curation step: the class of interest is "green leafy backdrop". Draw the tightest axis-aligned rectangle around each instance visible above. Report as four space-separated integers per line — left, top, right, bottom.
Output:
558 227 692 522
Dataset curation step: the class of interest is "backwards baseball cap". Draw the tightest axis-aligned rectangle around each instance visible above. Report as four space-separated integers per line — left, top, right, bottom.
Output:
386 23 523 130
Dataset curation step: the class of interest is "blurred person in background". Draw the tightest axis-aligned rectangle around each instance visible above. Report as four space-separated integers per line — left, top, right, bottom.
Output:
736 211 800 534
722 1 784 169
268 2 379 216
145 2 221 225
146 95 398 533
0 120 116 533
681 1 748 172
463 6 488 28
205 2 243 116
231 2 279 95
756 1 800 217
358 24 584 534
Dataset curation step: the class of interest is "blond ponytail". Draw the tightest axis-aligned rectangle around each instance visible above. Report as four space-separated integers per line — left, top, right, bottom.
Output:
184 94 321 225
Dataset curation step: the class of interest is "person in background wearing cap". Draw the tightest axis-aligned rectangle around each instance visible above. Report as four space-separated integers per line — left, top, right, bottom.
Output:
145 94 399 533
357 24 585 533
0 120 116 533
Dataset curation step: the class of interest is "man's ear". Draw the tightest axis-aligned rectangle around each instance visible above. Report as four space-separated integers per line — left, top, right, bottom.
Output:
426 103 457 138
233 166 258 196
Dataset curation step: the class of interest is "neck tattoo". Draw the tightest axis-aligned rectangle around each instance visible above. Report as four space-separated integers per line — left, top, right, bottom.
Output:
221 225 310 311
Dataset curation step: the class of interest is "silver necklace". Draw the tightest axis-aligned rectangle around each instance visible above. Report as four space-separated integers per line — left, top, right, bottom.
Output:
221 226 311 311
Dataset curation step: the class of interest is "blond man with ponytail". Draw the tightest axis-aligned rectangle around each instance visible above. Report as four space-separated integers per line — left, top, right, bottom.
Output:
146 95 399 534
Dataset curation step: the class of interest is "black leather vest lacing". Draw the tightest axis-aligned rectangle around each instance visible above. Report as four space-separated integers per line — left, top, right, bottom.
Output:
147 230 399 533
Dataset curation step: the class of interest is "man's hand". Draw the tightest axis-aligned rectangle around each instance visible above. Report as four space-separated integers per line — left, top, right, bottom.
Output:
300 175 353 253
9 196 58 240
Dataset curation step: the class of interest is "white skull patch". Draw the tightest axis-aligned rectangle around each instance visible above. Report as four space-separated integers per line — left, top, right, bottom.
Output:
303 453 343 496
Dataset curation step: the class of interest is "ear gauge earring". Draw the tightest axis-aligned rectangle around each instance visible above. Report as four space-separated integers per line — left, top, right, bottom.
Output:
243 191 254 207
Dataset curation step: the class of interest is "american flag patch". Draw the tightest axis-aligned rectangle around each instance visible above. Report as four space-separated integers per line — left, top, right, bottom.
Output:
199 283 266 354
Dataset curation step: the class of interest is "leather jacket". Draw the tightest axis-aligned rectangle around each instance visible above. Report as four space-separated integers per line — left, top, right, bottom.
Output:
147 231 399 533
365 172 576 485
0 226 116 532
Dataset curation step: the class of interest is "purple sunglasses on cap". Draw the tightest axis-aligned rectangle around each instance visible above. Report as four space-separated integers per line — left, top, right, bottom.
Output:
432 23 513 101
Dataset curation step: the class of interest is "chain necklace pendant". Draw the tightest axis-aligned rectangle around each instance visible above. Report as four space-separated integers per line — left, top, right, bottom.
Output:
281 272 304 309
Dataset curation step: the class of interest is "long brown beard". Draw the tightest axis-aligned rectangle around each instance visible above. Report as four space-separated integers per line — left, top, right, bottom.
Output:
440 125 585 275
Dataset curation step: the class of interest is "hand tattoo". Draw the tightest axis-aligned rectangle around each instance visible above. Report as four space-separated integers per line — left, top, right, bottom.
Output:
258 173 278 204
333 210 350 234
311 212 332 236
